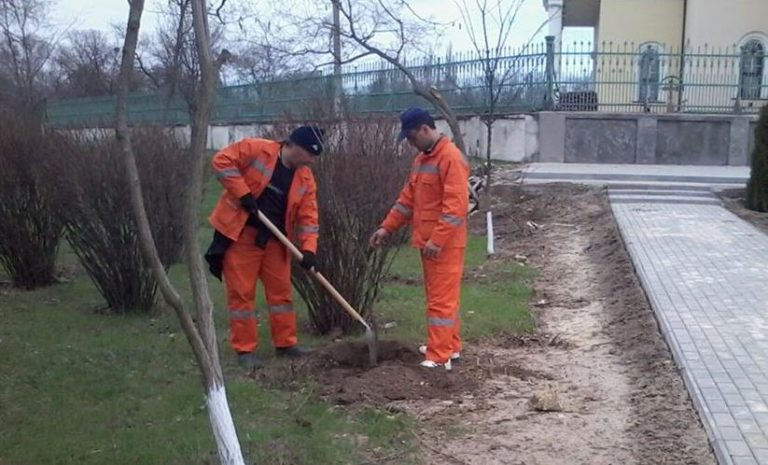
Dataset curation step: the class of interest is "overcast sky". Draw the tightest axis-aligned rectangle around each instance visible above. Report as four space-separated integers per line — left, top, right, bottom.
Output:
52 0 153 35
52 0 591 52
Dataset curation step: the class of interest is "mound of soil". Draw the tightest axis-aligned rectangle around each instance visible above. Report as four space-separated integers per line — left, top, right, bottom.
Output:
306 340 477 406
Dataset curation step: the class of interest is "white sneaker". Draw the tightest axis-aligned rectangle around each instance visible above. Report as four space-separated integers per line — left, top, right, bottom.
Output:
420 359 453 371
419 345 460 360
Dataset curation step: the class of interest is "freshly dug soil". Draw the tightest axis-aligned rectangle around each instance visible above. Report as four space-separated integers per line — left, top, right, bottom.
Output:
306 340 478 406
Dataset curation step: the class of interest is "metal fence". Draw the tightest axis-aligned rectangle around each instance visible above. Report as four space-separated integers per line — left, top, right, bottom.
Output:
556 40 767 114
45 38 766 127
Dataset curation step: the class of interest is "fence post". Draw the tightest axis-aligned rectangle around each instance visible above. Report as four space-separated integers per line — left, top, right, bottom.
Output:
641 46 651 113
544 35 555 110
735 45 746 114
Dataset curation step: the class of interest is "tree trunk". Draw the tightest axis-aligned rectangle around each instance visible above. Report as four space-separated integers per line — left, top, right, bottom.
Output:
115 0 245 463
188 0 220 370
413 85 466 156
206 383 245 465
484 118 492 194
331 0 342 116
188 1 243 462
116 0 213 387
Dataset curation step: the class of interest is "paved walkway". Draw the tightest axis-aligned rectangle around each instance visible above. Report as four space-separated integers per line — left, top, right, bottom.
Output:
521 163 749 190
611 190 768 465
517 164 767 464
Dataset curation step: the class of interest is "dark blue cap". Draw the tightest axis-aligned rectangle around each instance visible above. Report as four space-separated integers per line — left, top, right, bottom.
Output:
397 107 434 142
289 125 325 156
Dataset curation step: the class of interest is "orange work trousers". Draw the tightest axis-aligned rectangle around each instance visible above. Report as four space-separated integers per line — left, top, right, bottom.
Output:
222 226 297 353
421 247 465 363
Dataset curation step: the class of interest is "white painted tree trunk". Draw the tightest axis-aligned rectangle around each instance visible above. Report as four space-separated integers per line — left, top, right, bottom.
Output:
206 384 246 465
486 210 495 256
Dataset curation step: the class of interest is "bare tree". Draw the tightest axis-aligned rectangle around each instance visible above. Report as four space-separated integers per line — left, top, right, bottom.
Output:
0 0 59 105
51 30 121 98
226 17 311 83
138 0 227 114
456 0 547 183
334 0 468 154
255 0 467 154
115 0 244 464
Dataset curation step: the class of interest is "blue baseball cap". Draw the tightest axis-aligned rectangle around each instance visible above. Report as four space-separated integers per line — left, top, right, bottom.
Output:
397 107 435 143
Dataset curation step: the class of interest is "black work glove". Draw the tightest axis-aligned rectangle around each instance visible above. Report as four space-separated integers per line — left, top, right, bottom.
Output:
240 193 259 215
240 193 269 248
299 251 316 270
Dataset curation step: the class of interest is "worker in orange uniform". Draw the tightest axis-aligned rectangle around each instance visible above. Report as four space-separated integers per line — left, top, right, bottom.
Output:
370 108 469 371
204 126 324 370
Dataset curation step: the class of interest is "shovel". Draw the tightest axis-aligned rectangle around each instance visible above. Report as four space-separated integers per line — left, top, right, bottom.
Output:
255 211 378 366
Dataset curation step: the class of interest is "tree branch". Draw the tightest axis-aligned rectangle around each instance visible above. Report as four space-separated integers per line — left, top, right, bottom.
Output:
333 0 467 155
214 0 227 24
135 52 162 89
311 51 376 69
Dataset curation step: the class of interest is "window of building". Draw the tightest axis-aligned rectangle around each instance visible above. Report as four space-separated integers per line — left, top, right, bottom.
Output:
638 43 661 102
740 39 765 100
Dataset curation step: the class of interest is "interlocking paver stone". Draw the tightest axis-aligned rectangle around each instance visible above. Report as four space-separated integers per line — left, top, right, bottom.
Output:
611 197 768 464
729 441 754 457
746 434 768 449
755 450 768 465
733 457 759 465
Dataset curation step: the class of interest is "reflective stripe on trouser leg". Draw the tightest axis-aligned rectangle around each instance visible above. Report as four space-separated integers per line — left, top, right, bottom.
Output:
228 308 258 353
260 238 297 348
422 247 465 363
222 226 264 353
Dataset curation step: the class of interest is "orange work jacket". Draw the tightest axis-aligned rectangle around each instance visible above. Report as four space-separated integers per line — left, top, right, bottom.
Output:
381 137 469 249
208 138 319 253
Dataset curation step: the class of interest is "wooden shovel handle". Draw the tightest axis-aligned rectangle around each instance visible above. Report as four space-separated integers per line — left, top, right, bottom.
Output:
255 211 368 326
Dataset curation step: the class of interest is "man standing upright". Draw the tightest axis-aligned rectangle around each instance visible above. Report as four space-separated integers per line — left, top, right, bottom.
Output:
370 108 469 370
205 126 324 370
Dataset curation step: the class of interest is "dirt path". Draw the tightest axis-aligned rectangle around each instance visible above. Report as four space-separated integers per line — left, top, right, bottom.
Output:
270 183 716 464
407 184 715 465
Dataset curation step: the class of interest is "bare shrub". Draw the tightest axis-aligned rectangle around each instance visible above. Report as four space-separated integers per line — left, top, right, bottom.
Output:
265 110 411 334
54 127 188 312
0 111 63 288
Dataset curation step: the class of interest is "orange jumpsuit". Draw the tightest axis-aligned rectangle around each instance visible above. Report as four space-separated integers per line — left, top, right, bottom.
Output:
380 137 469 363
209 138 319 353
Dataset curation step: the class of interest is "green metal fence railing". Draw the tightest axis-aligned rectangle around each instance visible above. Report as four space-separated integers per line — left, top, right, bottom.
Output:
45 39 766 127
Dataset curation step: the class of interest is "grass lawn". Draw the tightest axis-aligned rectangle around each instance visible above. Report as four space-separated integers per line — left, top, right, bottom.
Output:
0 177 533 465
377 235 534 342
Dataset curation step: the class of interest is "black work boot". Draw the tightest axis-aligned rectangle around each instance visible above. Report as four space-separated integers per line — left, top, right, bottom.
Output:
238 352 263 370
275 346 313 358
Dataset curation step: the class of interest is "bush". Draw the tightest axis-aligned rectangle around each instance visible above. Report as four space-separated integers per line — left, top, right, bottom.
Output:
54 127 188 312
747 105 768 212
275 113 411 334
0 112 64 289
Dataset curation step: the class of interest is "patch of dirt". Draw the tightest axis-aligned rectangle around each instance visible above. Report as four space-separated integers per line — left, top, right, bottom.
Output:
410 182 715 465
288 341 479 406
718 188 768 235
